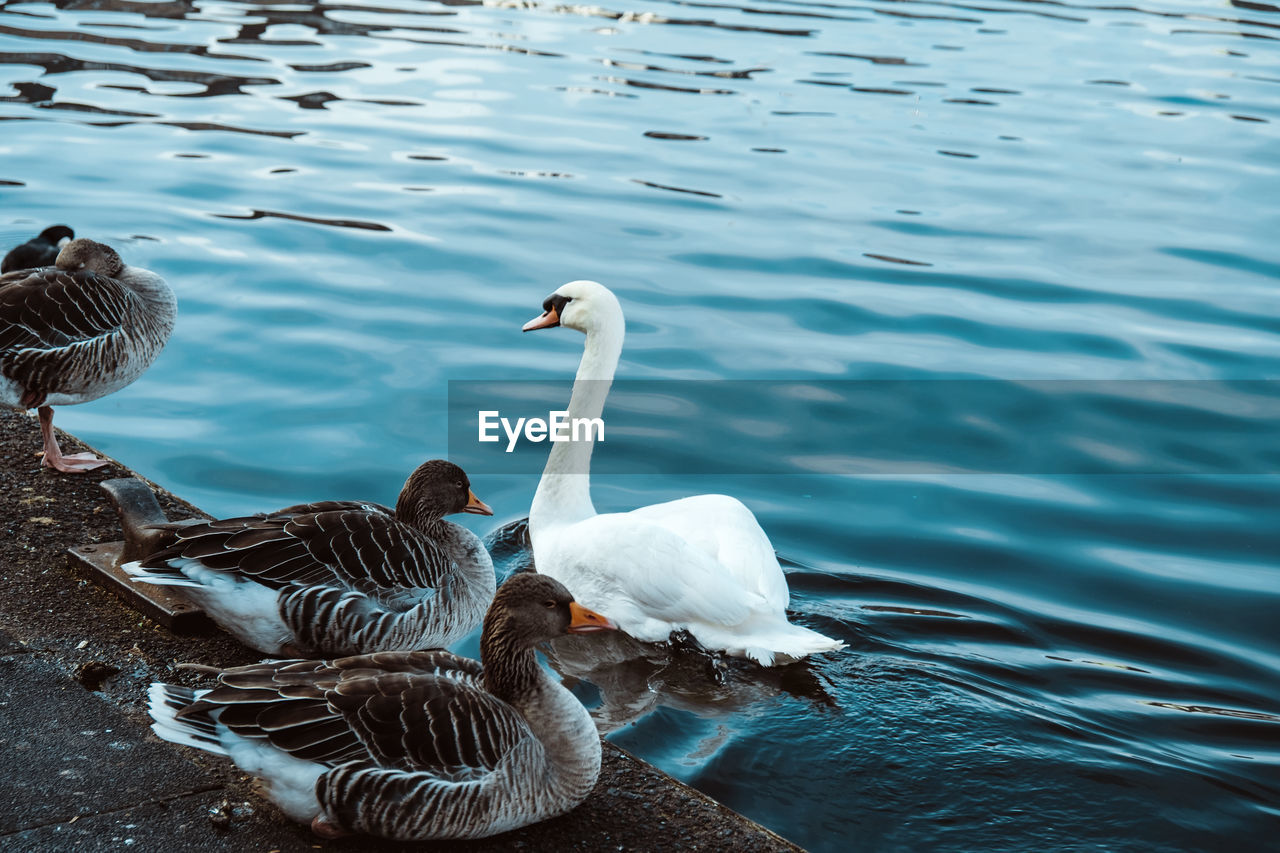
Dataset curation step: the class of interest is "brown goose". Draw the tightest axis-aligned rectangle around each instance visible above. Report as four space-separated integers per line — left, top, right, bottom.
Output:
0 237 176 472
123 460 498 656
1 224 74 273
147 572 617 840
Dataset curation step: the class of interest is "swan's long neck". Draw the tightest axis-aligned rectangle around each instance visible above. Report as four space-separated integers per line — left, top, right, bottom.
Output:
530 309 623 530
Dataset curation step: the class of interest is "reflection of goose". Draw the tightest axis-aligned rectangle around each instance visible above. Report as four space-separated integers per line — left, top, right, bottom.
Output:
147 573 617 841
0 238 175 472
1 224 74 273
544 629 837 736
521 280 845 666
124 461 497 656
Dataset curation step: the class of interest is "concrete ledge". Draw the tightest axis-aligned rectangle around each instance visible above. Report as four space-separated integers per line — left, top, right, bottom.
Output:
0 408 802 852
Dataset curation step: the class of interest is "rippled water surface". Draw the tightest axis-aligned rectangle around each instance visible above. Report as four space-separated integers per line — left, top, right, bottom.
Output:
3 0 1279 849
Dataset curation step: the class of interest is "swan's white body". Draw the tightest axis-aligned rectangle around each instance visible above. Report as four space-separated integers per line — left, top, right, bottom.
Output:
525 281 845 665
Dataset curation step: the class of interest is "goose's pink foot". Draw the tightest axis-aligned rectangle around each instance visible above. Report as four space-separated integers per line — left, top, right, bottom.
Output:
311 816 352 838
44 451 109 472
38 406 109 473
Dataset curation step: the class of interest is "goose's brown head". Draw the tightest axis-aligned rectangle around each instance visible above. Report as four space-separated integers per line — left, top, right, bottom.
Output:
484 572 616 651
55 238 123 278
397 459 492 526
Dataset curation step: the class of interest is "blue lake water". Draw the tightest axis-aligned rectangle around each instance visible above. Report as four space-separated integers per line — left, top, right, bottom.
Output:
3 0 1279 849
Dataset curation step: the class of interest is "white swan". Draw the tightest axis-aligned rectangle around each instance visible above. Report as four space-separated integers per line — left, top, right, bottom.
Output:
521 280 845 666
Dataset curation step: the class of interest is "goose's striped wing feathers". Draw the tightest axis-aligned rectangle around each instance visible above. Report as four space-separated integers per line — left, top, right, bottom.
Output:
328 668 524 774
145 512 335 588
186 658 364 764
0 268 135 398
0 267 132 348
181 652 507 772
285 510 456 592
144 502 454 593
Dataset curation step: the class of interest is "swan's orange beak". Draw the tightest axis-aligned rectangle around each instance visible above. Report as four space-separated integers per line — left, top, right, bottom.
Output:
462 490 493 516
522 305 560 332
567 601 617 634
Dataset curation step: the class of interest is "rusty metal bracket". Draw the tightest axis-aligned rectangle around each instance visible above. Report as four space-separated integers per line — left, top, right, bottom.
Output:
65 477 214 634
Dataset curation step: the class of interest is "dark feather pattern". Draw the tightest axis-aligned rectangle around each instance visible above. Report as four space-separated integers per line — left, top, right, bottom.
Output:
257 700 335 731
286 510 455 591
280 585 389 655
0 225 72 274
0 267 135 401
139 501 453 593
178 652 516 774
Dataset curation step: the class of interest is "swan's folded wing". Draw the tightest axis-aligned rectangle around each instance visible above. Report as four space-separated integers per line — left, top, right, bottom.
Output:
0 268 134 393
625 494 790 609
286 510 456 592
326 661 527 775
572 514 766 627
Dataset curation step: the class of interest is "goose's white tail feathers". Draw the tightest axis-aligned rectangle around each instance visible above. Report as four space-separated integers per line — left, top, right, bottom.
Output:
126 561 292 655
147 682 226 755
121 559 204 589
147 682 324 822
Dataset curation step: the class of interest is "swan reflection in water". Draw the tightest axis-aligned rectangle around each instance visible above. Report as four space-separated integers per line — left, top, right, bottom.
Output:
486 519 836 735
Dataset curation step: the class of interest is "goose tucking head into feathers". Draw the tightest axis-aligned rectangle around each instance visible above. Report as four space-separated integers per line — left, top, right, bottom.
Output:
0 237 175 472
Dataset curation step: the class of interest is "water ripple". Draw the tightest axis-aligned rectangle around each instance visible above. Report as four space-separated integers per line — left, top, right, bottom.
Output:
632 178 724 197
212 208 393 231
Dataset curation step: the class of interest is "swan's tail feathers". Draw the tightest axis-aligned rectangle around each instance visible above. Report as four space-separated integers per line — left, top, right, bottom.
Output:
689 618 846 667
147 682 226 756
120 559 204 589
742 622 847 667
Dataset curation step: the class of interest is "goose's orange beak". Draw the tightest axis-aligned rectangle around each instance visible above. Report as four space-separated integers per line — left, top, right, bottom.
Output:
567 601 617 633
522 305 560 332
463 490 493 516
